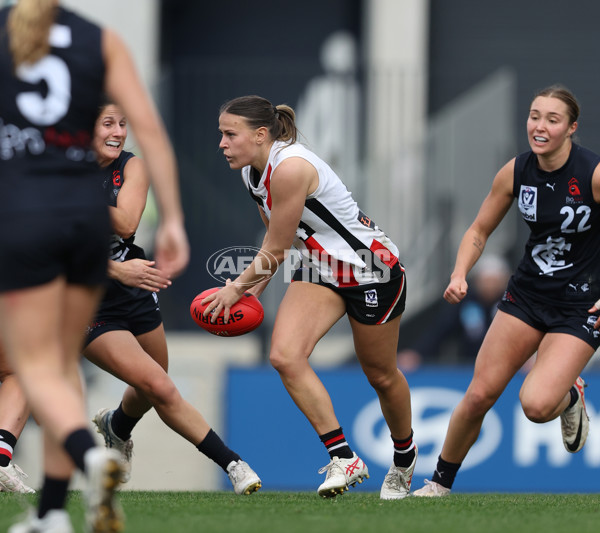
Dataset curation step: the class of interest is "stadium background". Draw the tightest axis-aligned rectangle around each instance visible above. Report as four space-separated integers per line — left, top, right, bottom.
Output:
12 0 600 492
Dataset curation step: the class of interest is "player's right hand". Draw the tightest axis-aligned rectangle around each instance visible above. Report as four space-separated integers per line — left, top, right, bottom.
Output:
444 276 468 304
112 259 171 292
154 218 190 278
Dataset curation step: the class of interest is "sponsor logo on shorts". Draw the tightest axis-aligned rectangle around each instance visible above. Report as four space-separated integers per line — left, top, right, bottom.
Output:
502 290 516 303
364 289 378 307
86 320 106 335
567 282 591 295
583 316 600 338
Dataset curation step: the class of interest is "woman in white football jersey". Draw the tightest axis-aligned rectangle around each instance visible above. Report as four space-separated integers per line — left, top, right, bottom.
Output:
205 95 417 499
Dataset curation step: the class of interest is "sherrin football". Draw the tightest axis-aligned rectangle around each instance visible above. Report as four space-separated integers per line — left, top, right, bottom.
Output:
190 287 264 337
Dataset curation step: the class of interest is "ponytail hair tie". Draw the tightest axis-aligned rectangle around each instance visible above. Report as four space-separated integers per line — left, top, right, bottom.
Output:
272 104 279 117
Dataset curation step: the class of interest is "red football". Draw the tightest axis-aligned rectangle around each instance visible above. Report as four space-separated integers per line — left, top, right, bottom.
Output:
190 287 264 337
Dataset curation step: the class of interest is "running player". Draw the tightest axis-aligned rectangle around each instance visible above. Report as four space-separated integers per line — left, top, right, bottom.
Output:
413 84 599 497
205 95 417 499
83 102 261 495
0 1 188 531
0 344 34 494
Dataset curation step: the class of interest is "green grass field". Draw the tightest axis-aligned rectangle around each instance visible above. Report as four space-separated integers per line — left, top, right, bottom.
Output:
1 491 599 533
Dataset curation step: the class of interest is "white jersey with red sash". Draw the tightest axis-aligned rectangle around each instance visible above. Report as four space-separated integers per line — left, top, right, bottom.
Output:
242 140 402 287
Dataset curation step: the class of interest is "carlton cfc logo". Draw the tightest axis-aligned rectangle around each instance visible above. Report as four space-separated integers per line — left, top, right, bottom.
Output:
112 170 122 186
568 177 581 196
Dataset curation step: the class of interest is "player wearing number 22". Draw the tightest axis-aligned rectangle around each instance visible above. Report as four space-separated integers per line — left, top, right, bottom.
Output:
414 85 600 497
0 1 189 532
207 95 417 500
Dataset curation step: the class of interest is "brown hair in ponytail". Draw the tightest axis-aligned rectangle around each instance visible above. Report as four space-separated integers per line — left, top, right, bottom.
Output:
220 95 298 144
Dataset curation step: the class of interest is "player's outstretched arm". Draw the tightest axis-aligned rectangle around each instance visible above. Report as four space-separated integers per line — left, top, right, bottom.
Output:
102 28 189 278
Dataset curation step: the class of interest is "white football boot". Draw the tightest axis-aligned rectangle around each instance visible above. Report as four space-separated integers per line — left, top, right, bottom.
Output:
412 479 452 497
8 509 73 533
226 460 262 495
317 453 369 498
560 376 589 453
380 446 418 500
93 408 134 483
83 447 124 533
0 462 36 493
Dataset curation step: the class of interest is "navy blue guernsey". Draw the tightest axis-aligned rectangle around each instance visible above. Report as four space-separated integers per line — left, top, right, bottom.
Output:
512 143 600 307
102 150 147 304
0 6 105 213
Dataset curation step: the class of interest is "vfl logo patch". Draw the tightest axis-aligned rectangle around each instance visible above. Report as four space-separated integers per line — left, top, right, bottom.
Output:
364 289 378 308
519 185 537 221
584 316 600 338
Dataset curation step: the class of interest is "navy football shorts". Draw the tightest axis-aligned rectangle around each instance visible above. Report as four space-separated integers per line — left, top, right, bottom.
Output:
85 289 163 346
0 207 110 292
498 278 600 350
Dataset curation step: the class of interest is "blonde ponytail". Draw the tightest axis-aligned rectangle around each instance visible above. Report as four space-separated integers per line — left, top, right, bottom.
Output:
8 0 57 68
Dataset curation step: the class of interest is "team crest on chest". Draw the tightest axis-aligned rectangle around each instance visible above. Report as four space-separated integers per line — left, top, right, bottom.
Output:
565 177 583 204
112 169 122 186
518 185 537 221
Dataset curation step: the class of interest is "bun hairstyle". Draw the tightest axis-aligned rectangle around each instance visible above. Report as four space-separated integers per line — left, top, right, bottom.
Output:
220 95 298 144
8 0 58 68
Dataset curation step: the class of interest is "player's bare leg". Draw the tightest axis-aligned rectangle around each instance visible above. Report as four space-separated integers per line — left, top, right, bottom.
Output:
269 281 346 434
415 311 541 496
351 315 416 499
270 282 370 496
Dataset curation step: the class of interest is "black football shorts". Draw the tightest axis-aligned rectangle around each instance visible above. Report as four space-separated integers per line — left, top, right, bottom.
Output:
292 263 407 325
498 278 600 350
0 207 110 292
